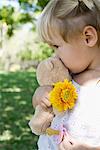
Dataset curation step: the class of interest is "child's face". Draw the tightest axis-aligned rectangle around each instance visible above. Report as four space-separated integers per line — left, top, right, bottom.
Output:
49 33 93 74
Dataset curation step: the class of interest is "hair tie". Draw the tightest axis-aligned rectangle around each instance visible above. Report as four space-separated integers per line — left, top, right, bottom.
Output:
78 0 83 2
78 0 94 10
78 0 83 5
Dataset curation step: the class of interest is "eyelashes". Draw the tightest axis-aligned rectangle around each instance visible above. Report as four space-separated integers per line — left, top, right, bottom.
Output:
52 45 59 49
48 43 59 49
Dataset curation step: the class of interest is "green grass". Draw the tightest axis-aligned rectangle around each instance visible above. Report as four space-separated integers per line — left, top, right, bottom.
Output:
0 71 39 150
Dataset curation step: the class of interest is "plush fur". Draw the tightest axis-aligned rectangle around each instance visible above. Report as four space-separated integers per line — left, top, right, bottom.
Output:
29 56 71 135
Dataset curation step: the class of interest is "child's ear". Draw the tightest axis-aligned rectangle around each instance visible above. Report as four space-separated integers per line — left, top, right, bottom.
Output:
83 26 98 47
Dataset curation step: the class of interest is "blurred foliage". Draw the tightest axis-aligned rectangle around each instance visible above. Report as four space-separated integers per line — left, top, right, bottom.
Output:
17 42 54 61
0 6 14 24
33 42 54 61
0 0 49 38
17 49 33 61
18 0 35 9
0 5 35 37
18 0 49 10
0 6 15 36
37 0 49 9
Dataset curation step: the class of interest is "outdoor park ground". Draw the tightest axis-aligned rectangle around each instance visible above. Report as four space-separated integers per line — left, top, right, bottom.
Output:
0 70 39 150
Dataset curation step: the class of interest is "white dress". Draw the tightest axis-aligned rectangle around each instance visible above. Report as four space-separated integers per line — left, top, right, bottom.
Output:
38 80 100 150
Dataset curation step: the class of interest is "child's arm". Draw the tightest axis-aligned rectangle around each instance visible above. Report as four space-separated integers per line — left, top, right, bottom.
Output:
29 86 54 135
29 105 54 135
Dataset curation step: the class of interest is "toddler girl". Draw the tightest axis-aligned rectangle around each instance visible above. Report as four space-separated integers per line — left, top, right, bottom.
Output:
34 0 100 149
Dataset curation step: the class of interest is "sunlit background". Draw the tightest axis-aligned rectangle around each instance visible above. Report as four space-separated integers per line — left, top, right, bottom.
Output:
0 0 53 149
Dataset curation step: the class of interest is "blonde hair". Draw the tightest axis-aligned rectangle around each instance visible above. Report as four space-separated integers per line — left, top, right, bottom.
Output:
37 0 100 46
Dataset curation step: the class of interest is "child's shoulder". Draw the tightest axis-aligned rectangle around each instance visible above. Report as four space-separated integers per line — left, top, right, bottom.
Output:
83 78 100 87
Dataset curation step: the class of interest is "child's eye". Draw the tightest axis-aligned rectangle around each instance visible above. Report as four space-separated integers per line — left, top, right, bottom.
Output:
53 45 59 49
49 44 59 49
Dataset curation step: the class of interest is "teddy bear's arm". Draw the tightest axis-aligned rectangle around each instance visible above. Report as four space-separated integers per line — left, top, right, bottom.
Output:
29 105 54 135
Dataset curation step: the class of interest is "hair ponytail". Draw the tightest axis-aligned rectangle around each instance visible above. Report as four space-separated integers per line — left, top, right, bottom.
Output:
78 0 94 10
37 0 100 46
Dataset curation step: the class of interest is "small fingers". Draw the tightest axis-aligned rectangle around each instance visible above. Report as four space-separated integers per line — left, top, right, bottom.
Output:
65 134 76 146
44 96 52 107
58 135 74 150
40 97 51 108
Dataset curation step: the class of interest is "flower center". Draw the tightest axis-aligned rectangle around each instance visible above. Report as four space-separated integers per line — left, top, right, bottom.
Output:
61 89 70 102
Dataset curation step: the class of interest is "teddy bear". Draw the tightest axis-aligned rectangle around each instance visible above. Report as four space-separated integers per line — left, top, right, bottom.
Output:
29 56 71 135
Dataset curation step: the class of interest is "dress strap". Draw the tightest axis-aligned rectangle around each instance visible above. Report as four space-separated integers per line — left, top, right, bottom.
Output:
96 80 100 85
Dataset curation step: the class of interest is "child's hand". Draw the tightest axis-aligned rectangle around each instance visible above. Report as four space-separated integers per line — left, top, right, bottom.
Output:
58 134 94 150
29 105 54 135
32 86 53 109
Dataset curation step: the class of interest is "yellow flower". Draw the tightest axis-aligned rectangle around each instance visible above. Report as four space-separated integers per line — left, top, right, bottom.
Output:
49 79 78 112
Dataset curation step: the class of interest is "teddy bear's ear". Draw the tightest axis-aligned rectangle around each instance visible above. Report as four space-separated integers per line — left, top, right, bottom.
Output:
45 59 54 71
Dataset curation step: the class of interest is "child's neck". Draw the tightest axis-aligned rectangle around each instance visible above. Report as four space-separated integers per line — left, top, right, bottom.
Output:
73 68 100 86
